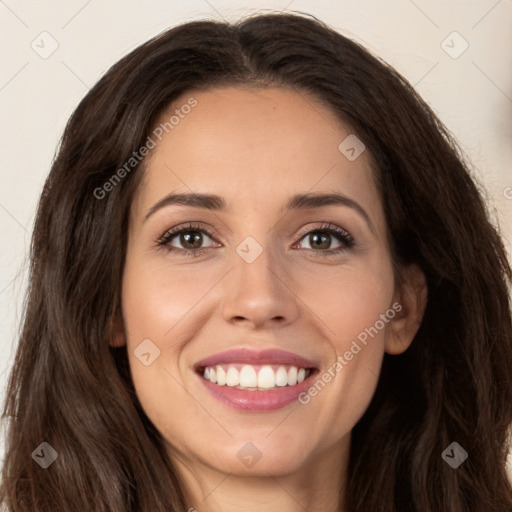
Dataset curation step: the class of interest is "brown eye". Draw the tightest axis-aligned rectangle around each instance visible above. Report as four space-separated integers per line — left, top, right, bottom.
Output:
296 227 353 253
178 230 205 250
156 223 219 255
306 232 334 250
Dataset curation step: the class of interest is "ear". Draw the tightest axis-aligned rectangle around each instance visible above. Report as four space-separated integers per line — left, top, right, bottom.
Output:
109 312 127 348
385 264 428 355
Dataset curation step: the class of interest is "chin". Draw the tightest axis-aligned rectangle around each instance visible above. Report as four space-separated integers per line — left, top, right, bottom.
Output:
204 438 312 477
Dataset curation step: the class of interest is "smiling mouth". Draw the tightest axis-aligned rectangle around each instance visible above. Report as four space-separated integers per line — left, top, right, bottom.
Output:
197 363 315 391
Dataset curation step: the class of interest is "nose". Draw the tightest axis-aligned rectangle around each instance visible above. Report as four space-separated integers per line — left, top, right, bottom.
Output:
221 240 300 329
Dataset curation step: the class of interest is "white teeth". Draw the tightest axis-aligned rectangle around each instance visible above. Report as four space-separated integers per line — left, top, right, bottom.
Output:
202 364 311 390
216 365 226 386
257 365 275 389
275 366 288 387
287 366 298 385
225 367 239 387
239 365 257 387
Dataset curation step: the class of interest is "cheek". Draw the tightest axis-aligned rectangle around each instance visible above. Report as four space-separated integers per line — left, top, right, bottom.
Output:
292 252 395 347
121 256 220 343
292 258 394 439
119 258 202 429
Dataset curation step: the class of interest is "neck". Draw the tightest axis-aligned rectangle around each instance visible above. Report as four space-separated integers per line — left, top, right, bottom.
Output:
172 436 350 512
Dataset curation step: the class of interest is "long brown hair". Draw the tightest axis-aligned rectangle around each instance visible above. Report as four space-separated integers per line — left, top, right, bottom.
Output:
2 11 512 511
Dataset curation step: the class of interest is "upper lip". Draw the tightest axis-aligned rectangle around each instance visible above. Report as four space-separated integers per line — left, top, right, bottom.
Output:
194 348 319 371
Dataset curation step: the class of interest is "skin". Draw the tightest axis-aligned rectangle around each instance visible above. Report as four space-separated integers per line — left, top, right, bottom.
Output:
112 86 427 512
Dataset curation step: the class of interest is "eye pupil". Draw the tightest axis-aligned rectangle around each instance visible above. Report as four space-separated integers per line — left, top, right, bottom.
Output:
181 231 203 249
310 233 331 250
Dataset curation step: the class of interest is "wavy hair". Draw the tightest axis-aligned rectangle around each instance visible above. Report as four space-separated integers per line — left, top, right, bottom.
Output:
2 11 512 512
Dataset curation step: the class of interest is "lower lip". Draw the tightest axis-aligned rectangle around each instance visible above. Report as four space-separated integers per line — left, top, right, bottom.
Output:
197 370 317 411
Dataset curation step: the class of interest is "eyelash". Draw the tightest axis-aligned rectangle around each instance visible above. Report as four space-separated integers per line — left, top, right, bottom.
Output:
155 222 355 258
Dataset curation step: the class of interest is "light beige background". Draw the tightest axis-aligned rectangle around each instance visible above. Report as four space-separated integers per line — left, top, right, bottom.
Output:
0 0 511 477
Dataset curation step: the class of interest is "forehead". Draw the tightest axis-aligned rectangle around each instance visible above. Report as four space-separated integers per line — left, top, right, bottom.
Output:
133 86 384 229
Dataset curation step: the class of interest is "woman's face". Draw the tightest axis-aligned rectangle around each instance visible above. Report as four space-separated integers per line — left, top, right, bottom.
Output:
116 86 423 479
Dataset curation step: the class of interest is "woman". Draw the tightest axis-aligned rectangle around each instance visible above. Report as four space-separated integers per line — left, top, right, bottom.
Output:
1 11 511 512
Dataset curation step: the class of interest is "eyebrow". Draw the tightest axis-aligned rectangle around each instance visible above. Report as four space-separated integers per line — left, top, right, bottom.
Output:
144 191 374 232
